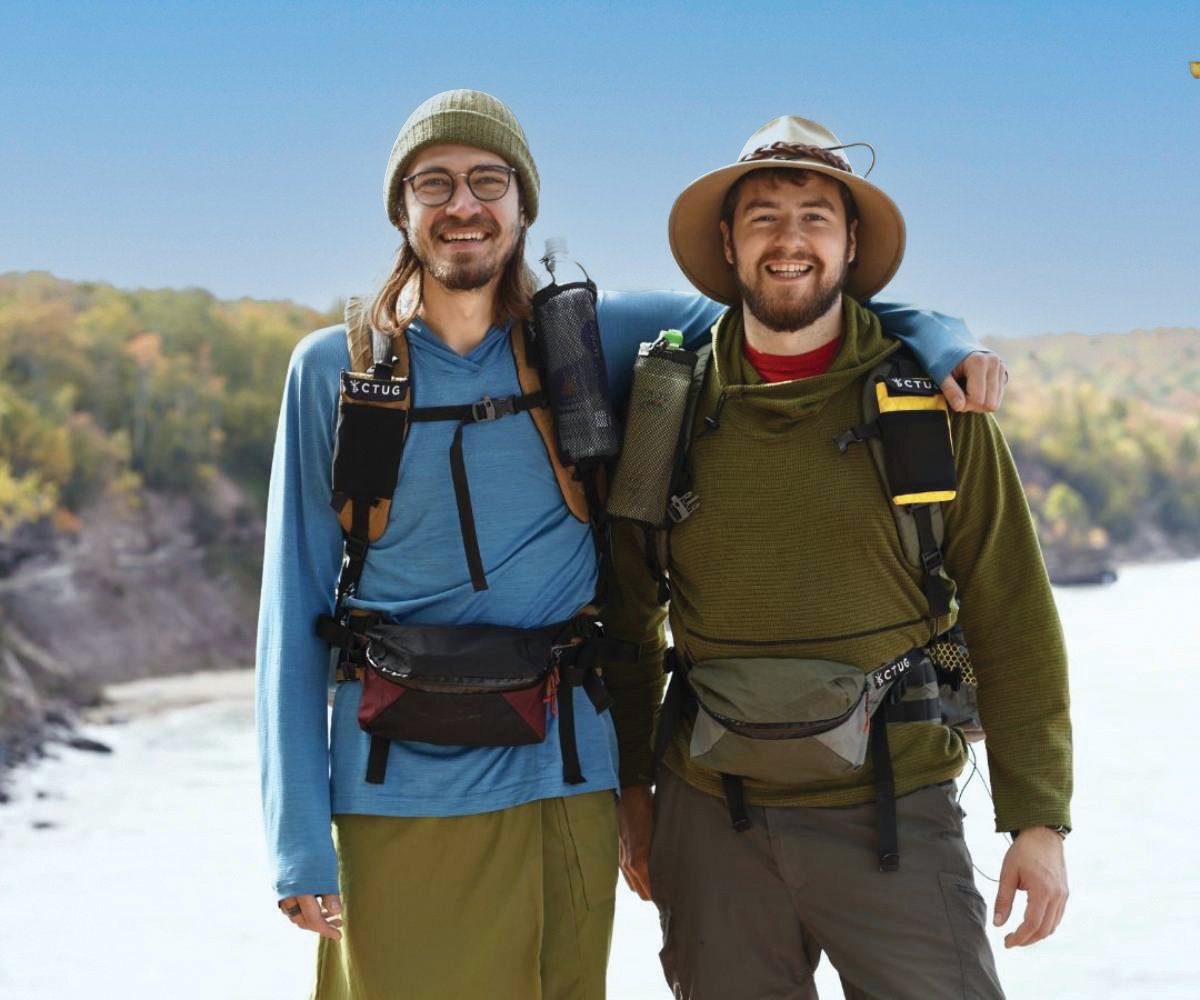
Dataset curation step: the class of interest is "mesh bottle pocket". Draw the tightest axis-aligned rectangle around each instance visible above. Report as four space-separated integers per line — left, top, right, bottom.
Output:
531 280 620 466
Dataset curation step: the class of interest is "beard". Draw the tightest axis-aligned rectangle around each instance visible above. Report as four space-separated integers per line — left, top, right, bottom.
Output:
409 214 520 291
732 247 850 333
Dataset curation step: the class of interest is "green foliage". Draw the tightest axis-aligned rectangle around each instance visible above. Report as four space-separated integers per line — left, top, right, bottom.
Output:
991 327 1200 555
0 272 337 533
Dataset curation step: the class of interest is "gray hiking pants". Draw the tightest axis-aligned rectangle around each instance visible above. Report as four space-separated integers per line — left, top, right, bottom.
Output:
649 768 1004 1000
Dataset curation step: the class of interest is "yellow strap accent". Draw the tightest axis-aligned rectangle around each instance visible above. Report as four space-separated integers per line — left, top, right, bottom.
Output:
893 490 958 505
875 382 950 414
510 322 591 523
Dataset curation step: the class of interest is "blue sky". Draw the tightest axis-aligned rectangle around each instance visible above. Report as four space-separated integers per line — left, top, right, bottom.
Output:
1 0 1196 337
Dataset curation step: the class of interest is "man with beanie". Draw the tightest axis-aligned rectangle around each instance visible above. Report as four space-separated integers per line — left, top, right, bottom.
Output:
607 116 1071 999
256 91 1006 999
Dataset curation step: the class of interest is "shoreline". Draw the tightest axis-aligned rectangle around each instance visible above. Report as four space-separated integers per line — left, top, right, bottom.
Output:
3 555 1199 794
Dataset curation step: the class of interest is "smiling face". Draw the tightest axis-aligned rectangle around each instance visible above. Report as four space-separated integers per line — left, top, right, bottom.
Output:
400 143 525 292
720 170 858 333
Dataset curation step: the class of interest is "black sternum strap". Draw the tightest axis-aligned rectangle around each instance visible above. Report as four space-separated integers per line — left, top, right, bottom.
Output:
409 390 547 592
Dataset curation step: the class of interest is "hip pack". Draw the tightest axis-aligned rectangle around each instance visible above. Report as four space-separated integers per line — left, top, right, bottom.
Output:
354 619 613 785
656 645 943 872
685 651 939 786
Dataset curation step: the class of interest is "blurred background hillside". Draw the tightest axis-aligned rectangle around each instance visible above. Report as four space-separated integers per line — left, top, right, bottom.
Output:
2 270 1197 771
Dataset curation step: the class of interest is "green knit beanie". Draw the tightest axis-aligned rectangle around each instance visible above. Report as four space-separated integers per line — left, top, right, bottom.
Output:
383 89 540 229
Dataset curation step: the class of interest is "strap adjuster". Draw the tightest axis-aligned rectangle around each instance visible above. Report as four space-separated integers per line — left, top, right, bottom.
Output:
667 491 700 524
470 395 516 422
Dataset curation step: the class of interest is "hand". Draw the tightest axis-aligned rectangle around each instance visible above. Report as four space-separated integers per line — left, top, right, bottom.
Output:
278 893 343 940
993 828 1068 948
617 785 654 901
941 351 1008 413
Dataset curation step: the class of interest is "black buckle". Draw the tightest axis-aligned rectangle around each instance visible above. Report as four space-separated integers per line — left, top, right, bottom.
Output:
551 643 579 668
470 395 516 422
920 547 944 574
879 852 900 873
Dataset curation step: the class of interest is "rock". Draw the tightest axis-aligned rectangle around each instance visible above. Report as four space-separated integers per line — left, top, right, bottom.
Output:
32 820 57 831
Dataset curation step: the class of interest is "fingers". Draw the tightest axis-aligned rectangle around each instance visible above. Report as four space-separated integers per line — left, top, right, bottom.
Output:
322 893 344 930
946 352 1007 414
940 373 967 413
1003 881 1050 949
290 893 343 941
620 854 652 901
992 853 1018 928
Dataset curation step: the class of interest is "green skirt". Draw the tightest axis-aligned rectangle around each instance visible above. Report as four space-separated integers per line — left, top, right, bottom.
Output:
313 790 618 1000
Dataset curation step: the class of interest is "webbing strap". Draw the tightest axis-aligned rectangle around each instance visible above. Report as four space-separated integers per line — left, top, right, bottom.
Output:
554 642 611 785
883 699 942 724
365 735 390 785
871 716 900 872
721 773 751 832
913 505 952 618
652 657 688 775
581 470 609 602
409 390 547 592
449 419 488 591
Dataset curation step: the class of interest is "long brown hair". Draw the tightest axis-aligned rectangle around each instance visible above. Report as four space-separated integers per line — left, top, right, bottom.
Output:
368 226 538 337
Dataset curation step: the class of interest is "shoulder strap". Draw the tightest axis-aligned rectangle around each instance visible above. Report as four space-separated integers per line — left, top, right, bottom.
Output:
510 321 592 524
858 348 957 625
345 296 410 378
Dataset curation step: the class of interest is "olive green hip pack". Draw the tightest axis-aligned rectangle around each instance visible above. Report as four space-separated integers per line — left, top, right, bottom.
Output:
683 648 940 784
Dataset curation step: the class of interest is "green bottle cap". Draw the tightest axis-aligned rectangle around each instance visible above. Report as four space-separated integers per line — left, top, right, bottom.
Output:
661 329 684 349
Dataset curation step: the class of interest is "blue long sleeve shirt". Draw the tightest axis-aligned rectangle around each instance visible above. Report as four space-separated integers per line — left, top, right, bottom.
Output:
255 290 983 899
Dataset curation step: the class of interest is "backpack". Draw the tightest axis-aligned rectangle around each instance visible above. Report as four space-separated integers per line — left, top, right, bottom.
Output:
316 297 631 786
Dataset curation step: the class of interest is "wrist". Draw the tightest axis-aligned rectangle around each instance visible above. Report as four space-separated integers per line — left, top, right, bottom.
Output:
1011 825 1069 841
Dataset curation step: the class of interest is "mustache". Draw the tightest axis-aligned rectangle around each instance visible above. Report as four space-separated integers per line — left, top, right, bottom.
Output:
433 215 499 239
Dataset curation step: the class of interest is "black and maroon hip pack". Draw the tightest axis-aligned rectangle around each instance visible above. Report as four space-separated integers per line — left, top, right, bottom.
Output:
320 614 628 786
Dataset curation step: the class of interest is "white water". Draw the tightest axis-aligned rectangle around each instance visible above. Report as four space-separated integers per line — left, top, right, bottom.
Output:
1 561 1197 999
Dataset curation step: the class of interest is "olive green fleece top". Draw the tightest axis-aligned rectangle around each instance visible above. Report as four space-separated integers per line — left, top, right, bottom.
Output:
600 298 1072 833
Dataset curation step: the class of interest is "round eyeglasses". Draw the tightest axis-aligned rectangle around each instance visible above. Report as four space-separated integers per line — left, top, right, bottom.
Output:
402 165 518 207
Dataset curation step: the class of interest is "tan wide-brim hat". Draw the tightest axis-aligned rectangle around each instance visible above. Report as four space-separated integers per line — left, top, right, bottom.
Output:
669 115 906 303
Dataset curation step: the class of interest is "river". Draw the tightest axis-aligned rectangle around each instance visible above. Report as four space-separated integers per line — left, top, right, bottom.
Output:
1 560 1197 999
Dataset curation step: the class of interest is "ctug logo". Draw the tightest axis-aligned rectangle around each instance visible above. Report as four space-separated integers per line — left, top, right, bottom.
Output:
887 376 936 393
872 655 913 689
343 373 408 400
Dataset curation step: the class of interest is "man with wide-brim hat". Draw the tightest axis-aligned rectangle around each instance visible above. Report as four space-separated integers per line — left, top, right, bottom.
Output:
669 115 906 305
607 115 1072 999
